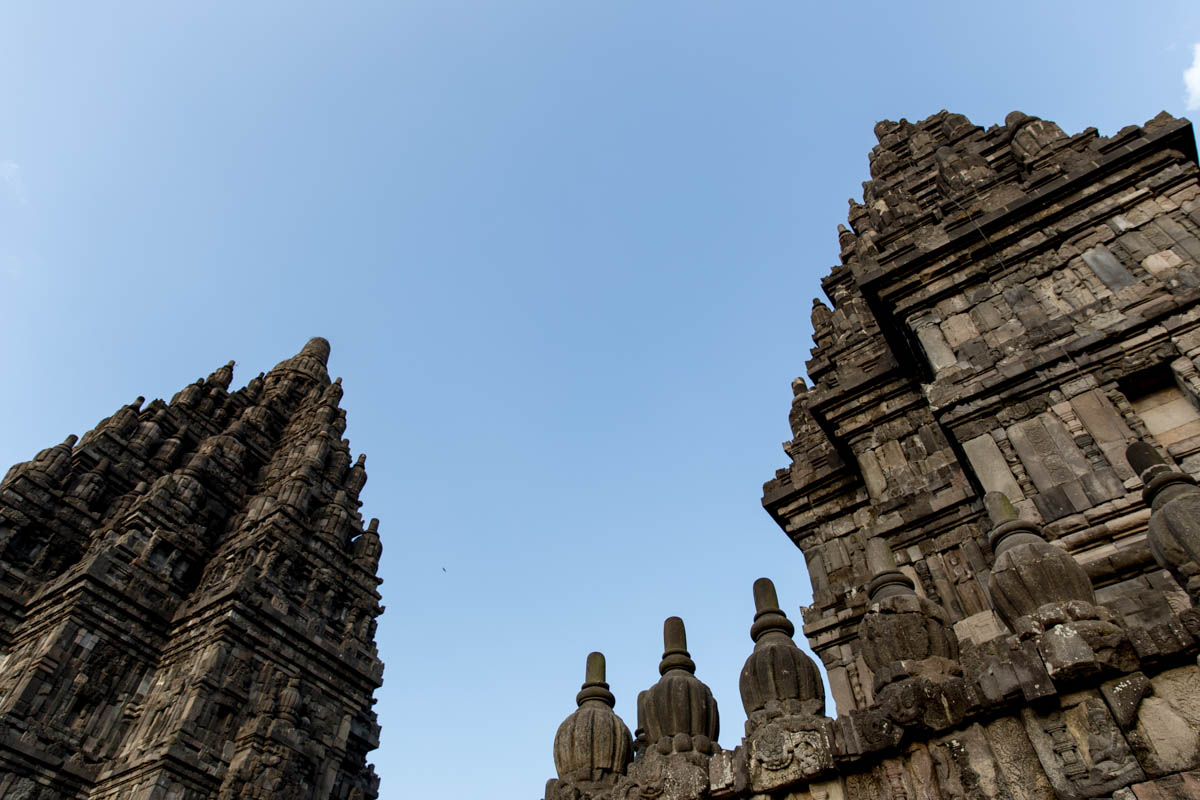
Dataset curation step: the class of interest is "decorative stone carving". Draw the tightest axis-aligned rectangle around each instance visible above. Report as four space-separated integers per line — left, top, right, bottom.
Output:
857 537 970 733
739 577 824 728
734 578 834 792
1128 441 1200 604
858 538 960 689
986 491 1132 679
1022 694 1145 798
1005 111 1068 170
986 491 1098 629
607 618 720 800
934 145 997 197
0 338 383 798
531 108 1200 800
553 652 633 789
639 617 719 757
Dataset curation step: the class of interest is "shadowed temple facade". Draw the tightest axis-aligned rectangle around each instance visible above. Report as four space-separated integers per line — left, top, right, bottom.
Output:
0 338 383 799
542 111 1200 799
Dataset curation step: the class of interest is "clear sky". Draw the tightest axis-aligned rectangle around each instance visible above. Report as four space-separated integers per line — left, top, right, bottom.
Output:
2 3 1199 798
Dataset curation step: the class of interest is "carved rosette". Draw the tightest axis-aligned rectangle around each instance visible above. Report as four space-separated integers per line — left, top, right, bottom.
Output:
739 578 824 729
1128 442 1200 603
552 652 633 785
639 617 719 756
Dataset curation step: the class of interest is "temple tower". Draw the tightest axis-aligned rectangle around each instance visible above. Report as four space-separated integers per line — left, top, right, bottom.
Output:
762 110 1200 714
0 338 383 800
540 110 1200 800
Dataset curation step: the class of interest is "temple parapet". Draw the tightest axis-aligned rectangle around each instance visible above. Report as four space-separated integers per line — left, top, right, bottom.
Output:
541 550 1200 799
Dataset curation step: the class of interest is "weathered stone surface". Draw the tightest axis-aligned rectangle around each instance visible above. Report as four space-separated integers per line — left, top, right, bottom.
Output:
1100 672 1151 729
983 715 1058 800
1129 441 1200 602
1124 666 1200 777
963 434 1025 499
1022 693 1145 798
765 111 1200 710
635 615 720 778
1083 244 1138 290
857 537 962 718
739 578 824 729
554 652 634 790
984 491 1108 641
745 717 836 792
0 338 383 799
1128 768 1200 799
541 109 1200 800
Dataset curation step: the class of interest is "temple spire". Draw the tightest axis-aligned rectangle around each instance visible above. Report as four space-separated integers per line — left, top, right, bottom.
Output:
300 336 331 365
263 336 333 393
206 360 235 390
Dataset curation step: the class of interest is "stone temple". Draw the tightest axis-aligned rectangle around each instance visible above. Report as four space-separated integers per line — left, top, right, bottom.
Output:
541 111 1200 799
0 338 383 799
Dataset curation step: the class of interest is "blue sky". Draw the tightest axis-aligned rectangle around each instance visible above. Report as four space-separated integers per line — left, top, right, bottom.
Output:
2 3 1199 798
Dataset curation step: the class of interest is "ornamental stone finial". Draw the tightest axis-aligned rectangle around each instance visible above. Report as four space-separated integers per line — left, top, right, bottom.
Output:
552 651 632 785
639 617 719 756
858 537 959 691
737 578 837 792
659 616 695 676
1005 111 1067 167
740 578 824 727
985 490 1098 631
322 377 345 407
576 652 615 707
986 491 1132 678
1127 442 1200 604
29 435 78 485
346 454 368 499
245 373 265 400
750 577 794 640
301 337 331 365
264 337 331 389
865 537 917 602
